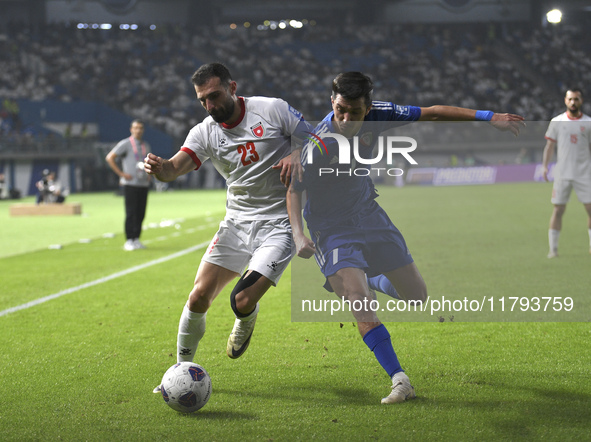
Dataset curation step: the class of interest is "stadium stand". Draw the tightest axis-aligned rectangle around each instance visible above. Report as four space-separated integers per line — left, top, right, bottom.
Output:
2 19 590 140
1 12 591 192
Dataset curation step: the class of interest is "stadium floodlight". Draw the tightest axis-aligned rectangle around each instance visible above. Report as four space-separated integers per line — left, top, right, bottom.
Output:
100 24 112 30
278 21 287 29
289 20 303 29
546 8 562 24
130 24 138 30
149 25 156 30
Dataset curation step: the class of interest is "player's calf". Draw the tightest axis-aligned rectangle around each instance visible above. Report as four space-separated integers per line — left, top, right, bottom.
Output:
227 271 265 359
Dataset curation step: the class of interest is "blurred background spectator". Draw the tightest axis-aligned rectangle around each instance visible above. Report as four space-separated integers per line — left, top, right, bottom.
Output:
1 0 589 194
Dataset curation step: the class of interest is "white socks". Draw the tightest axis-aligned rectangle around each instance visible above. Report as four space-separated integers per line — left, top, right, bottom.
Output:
548 229 560 253
548 229 591 253
177 304 206 362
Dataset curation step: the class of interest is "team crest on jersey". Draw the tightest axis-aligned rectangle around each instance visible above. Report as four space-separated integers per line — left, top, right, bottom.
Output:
360 132 373 147
251 122 264 138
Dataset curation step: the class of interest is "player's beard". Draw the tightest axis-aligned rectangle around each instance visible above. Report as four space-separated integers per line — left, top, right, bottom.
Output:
209 97 236 123
567 105 581 118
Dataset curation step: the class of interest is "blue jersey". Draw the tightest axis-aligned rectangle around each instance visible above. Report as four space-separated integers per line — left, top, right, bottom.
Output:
296 101 421 231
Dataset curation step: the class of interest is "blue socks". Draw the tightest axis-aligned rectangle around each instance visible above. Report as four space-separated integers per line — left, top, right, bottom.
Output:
367 274 400 299
362 324 403 378
363 276 404 377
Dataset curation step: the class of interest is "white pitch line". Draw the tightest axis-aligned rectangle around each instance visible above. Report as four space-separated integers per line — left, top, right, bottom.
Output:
0 241 210 318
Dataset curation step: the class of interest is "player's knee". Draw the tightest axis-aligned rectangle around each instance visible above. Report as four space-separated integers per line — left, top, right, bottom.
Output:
415 284 427 303
337 286 368 303
398 279 427 303
411 279 427 303
554 205 567 216
230 271 263 316
187 285 213 313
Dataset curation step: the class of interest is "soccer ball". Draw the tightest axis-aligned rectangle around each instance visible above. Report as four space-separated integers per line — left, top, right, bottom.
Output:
160 362 212 413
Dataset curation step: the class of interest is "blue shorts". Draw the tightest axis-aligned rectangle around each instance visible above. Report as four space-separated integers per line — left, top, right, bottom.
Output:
310 202 414 291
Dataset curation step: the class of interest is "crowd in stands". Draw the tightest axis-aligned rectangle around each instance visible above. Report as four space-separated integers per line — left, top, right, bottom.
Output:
1 17 591 146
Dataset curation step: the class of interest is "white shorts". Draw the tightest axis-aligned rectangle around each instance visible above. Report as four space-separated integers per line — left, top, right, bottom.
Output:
202 217 294 285
551 178 591 205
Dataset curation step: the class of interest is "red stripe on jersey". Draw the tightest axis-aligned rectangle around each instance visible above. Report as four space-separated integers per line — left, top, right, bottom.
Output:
222 97 246 129
566 112 584 120
545 136 557 142
180 147 202 170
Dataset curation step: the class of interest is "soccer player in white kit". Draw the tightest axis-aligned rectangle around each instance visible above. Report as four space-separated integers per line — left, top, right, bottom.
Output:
542 88 591 258
144 63 309 392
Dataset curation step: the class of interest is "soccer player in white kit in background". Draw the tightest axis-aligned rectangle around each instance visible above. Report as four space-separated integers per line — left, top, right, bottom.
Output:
144 63 309 392
542 88 591 258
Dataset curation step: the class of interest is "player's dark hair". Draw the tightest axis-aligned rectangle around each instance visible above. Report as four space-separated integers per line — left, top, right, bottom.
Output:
131 119 144 127
192 63 233 87
566 88 583 97
332 72 374 107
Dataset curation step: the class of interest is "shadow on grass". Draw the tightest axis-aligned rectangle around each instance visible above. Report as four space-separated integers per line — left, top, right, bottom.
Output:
186 410 258 420
419 382 591 438
328 386 380 405
214 384 377 406
493 385 590 438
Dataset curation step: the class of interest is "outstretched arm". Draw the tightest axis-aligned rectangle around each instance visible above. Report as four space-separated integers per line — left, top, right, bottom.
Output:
287 185 316 259
419 105 525 136
144 150 197 183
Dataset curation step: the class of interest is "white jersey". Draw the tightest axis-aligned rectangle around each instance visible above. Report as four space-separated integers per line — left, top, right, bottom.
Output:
545 112 591 180
181 96 304 220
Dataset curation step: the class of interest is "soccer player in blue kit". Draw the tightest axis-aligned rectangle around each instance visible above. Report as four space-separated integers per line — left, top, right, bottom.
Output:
288 72 524 404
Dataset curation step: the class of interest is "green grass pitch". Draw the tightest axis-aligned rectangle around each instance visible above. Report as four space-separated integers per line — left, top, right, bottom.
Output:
0 183 589 441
